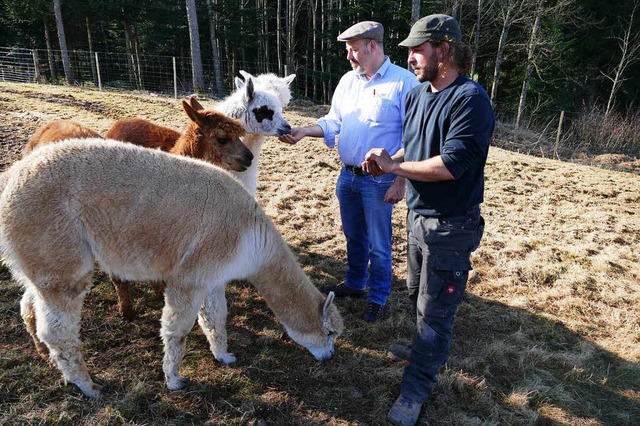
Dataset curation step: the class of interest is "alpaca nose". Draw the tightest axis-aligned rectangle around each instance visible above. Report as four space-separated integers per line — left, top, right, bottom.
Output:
277 124 292 136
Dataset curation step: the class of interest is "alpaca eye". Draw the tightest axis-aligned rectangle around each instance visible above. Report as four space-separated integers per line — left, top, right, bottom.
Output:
217 138 229 145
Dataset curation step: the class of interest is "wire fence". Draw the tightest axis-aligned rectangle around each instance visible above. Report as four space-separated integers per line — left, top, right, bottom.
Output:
0 46 341 103
2 46 638 159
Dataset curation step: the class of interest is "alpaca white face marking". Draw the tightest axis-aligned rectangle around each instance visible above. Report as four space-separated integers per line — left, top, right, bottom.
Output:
237 77 292 137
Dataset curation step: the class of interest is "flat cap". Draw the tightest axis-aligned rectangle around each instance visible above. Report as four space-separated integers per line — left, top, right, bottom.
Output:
337 21 384 43
399 14 461 47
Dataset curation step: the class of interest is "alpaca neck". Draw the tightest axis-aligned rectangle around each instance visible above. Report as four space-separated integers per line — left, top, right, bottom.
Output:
231 133 265 195
250 246 322 334
170 126 198 158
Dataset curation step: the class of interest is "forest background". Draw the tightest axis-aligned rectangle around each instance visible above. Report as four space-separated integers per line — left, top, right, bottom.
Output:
0 0 639 160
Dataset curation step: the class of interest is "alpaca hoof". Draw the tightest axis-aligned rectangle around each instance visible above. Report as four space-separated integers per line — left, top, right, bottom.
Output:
215 352 237 365
77 382 104 398
167 377 190 391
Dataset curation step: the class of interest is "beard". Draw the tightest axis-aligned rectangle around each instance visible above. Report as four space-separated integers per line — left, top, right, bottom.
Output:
413 51 439 83
350 60 360 72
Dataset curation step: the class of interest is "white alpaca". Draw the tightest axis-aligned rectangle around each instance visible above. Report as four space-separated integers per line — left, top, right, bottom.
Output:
0 139 343 398
215 72 296 195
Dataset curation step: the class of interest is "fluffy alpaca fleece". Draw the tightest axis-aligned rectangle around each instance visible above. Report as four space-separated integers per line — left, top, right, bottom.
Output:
237 70 296 107
0 139 343 398
105 98 253 172
23 120 103 155
214 74 294 194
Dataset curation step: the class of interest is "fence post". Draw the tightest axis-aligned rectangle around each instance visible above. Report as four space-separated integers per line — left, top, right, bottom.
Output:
555 110 565 154
94 52 102 91
173 57 177 99
32 49 41 83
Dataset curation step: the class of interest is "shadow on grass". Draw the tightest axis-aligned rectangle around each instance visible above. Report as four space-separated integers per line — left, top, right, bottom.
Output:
0 256 638 425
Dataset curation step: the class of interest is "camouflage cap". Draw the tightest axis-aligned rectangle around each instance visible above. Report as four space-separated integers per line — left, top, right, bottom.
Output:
398 14 461 47
337 21 384 43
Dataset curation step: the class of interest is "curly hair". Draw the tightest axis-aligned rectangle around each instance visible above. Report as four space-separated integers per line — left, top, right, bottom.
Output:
430 37 473 74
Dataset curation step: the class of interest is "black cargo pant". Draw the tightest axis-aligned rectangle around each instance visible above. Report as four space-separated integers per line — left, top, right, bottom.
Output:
400 206 484 403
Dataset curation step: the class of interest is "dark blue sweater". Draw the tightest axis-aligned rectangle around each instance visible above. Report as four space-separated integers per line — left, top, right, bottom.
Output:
403 75 494 216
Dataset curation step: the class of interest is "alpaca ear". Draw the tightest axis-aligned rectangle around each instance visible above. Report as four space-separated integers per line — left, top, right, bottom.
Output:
244 77 255 102
239 70 254 81
235 77 245 89
322 291 335 326
283 74 296 86
189 96 205 111
182 100 207 128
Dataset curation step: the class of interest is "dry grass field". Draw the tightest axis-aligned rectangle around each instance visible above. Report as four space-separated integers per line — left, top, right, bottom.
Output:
0 82 638 425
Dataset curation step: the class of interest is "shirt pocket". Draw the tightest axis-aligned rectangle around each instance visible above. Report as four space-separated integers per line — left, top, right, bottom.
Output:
364 97 393 123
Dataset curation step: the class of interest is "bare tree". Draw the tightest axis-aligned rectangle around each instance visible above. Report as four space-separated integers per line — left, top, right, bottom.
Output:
411 0 420 23
516 0 544 127
604 0 640 116
185 0 205 92
43 16 57 82
52 0 72 85
490 0 527 108
206 0 225 96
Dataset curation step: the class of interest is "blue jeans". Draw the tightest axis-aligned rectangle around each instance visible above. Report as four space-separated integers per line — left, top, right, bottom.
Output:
335 166 395 306
400 207 484 403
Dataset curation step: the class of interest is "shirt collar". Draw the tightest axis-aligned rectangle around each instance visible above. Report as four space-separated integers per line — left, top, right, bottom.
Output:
357 56 391 81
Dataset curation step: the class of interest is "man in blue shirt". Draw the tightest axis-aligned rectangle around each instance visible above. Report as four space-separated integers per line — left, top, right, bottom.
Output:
279 21 419 322
363 14 494 425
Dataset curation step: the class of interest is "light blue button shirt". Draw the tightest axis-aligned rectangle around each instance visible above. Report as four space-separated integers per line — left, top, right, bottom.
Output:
317 57 419 166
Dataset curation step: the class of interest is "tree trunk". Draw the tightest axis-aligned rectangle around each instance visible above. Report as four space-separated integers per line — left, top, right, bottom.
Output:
43 16 57 82
516 0 543 128
186 0 205 93
471 0 483 79
411 0 420 23
490 0 517 108
605 1 640 116
277 0 283 75
52 0 72 85
206 0 225 96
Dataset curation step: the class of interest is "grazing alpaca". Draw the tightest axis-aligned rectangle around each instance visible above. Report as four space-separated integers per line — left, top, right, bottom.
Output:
0 139 343 398
23 120 103 155
215 73 295 195
105 98 253 172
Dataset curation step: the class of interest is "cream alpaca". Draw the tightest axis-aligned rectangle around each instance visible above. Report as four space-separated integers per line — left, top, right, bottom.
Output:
0 139 343 398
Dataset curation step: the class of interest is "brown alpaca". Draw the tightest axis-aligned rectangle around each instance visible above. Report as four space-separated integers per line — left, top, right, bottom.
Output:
104 98 254 320
105 97 253 171
23 120 103 155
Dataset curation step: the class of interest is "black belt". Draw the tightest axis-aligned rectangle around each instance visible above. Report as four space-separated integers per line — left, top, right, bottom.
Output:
344 164 368 176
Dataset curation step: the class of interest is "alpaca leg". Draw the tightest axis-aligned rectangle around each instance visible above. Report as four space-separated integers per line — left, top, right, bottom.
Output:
197 284 236 365
111 274 135 321
161 285 205 391
34 275 101 398
20 286 49 360
149 280 166 297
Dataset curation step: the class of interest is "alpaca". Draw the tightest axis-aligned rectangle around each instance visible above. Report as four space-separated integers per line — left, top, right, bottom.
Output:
215 73 295 195
23 120 103 155
0 139 343 398
105 98 253 172
237 70 296 107
101 97 253 320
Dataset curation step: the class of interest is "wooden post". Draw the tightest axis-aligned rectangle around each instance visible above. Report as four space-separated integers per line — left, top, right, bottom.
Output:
555 110 565 154
94 52 102 90
173 56 177 99
32 49 41 83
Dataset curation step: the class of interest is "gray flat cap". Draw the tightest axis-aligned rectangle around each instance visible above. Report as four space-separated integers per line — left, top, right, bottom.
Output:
399 14 461 47
337 21 384 43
